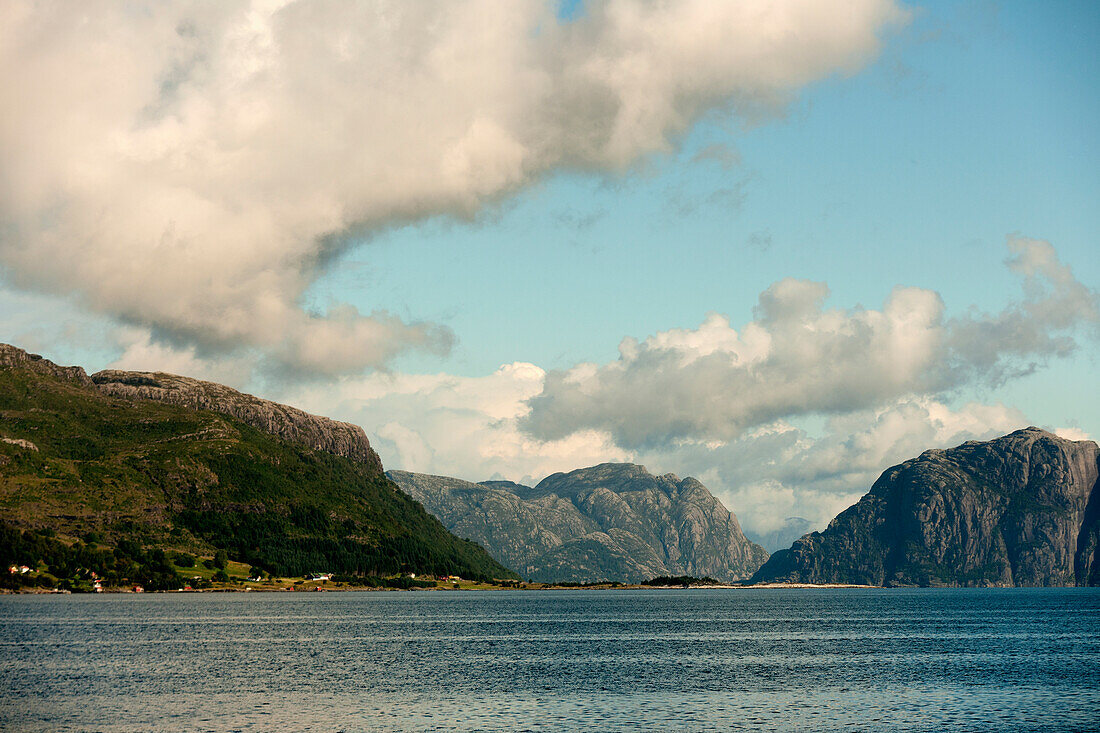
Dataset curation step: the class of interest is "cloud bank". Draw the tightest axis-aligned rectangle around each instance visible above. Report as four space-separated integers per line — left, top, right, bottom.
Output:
286 362 630 486
641 398 1027 534
284 368 1029 536
280 236 1094 534
522 237 1098 448
0 0 903 374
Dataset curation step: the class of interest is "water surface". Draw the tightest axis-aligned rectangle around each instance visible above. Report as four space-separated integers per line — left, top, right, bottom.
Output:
2 588 1098 731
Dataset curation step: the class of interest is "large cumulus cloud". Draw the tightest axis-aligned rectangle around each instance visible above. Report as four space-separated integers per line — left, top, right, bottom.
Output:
0 0 904 375
522 237 1099 448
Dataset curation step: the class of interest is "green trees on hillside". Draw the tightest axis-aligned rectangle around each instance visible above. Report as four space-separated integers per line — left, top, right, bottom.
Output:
177 507 501 579
642 575 720 587
0 526 182 591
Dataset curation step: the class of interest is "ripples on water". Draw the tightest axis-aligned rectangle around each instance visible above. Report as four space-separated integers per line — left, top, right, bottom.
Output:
1 588 1098 731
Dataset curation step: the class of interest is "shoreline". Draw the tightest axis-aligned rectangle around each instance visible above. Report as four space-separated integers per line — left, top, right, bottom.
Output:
4 581 884 594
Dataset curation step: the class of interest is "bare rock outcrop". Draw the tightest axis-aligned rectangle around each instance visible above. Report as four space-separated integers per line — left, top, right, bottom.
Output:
1 437 38 451
0 343 92 386
752 428 1100 587
91 369 383 472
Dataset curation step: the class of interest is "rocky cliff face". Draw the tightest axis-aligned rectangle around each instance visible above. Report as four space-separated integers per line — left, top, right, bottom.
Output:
389 463 769 583
752 428 1100 587
0 344 92 386
92 369 382 472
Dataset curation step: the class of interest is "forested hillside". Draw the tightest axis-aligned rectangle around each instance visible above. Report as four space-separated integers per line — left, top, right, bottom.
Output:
0 344 514 589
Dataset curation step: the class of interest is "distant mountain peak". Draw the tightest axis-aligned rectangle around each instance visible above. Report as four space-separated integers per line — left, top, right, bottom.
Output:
531 462 676 499
745 517 815 554
477 479 533 493
390 465 768 583
544 462 655 481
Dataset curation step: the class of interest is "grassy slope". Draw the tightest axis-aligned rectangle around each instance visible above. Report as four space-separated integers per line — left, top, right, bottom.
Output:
0 366 516 580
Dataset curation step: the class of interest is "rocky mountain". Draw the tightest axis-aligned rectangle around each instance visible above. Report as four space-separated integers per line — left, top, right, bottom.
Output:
388 463 769 583
92 369 382 472
747 517 815 554
0 344 513 581
752 428 1100 587
0 343 94 386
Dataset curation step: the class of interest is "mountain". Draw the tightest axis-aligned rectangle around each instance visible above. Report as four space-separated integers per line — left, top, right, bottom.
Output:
751 428 1100 587
747 517 815 554
92 369 383 471
388 463 768 583
0 344 514 584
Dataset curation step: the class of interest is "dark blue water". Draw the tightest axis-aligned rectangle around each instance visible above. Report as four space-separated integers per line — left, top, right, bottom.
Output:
1 588 1098 731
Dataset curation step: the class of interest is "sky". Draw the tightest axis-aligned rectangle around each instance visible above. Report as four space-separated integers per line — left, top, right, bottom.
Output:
2 1 1098 537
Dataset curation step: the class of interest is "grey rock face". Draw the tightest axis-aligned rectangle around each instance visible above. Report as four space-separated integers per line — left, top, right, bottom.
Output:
389 463 768 583
92 369 383 472
752 428 1100 587
0 344 92 386
747 517 815 554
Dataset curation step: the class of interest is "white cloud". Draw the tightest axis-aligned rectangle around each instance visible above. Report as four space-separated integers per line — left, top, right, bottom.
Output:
1054 427 1092 442
945 237 1100 382
280 357 1029 536
523 237 1098 448
0 0 904 375
649 397 1028 534
106 327 257 388
281 362 629 486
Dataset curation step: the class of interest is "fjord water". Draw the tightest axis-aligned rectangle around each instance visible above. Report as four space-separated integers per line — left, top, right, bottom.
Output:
2 589 1098 732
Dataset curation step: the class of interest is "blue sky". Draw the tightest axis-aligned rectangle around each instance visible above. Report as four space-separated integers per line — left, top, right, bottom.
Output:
1 1 1097 532
342 4 1096 347
297 1 1099 438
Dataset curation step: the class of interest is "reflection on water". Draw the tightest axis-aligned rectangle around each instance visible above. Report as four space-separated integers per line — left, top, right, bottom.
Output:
1 588 1098 731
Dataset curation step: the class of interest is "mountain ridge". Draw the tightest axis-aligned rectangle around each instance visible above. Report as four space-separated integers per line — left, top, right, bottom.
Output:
388 463 768 583
93 369 383 471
